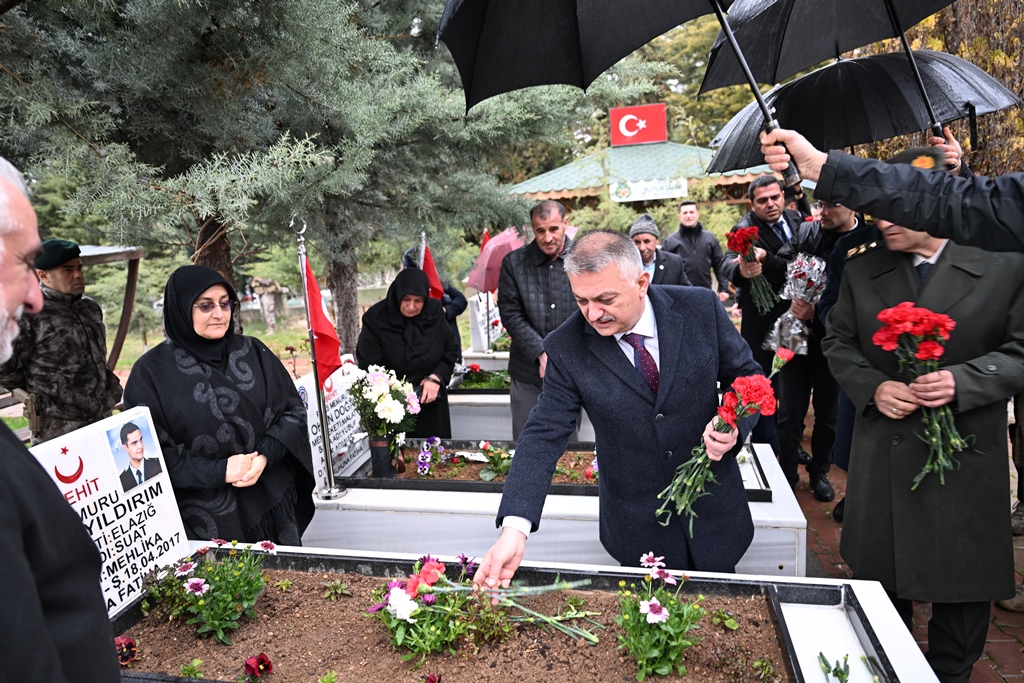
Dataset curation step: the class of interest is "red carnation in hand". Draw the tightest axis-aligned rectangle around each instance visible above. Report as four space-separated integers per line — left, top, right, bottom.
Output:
914 339 945 361
732 375 775 413
717 405 738 429
722 391 739 409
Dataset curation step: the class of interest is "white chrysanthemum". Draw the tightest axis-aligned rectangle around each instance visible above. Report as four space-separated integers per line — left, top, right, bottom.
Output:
337 364 366 391
386 587 418 622
395 432 407 447
375 396 405 423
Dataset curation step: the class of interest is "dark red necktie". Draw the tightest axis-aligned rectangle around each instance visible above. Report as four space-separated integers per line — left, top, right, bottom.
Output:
622 333 659 395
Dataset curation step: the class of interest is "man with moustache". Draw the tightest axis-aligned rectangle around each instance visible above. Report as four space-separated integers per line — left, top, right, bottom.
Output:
497 200 577 439
476 231 763 585
628 213 690 286
824 215 1024 682
0 238 122 443
721 176 803 451
0 161 121 680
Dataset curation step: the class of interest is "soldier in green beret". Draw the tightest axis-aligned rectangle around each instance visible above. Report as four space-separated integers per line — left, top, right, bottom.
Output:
0 238 122 443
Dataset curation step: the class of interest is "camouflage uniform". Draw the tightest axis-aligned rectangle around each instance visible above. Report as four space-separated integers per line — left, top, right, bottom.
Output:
0 284 122 444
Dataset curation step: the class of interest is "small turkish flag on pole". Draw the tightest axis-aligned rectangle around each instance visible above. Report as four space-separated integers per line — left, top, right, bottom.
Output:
609 103 668 147
419 232 444 300
302 254 342 389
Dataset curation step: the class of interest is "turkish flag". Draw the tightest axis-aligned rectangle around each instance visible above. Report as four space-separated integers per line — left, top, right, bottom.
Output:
422 245 445 300
609 103 668 147
303 255 342 388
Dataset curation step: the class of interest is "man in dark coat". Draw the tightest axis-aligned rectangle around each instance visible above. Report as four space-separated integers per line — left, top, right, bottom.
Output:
628 213 691 286
475 231 763 587
661 200 730 299
118 421 163 492
773 200 858 500
721 175 802 451
497 200 576 439
0 167 120 681
824 221 1024 682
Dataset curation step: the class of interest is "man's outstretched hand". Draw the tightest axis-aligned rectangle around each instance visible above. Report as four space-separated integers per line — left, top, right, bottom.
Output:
760 129 827 183
473 527 527 603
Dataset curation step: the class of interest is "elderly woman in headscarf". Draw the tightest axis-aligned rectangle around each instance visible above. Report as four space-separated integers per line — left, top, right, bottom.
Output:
124 265 315 545
357 268 458 439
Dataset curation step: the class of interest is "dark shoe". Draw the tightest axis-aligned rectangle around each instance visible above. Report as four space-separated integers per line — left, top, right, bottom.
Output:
809 474 835 502
832 497 845 523
797 447 812 465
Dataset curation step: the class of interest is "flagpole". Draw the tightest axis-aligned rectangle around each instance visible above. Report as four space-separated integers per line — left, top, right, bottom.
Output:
294 219 345 500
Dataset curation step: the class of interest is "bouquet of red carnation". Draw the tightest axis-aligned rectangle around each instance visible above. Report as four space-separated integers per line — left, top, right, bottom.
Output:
763 252 827 355
727 226 779 315
872 302 969 489
656 349 793 535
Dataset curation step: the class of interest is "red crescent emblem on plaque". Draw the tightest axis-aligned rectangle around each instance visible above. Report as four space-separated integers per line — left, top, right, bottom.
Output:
54 456 84 484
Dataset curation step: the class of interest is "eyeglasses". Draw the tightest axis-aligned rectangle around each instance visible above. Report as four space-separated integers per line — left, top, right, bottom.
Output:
192 300 237 314
820 201 843 210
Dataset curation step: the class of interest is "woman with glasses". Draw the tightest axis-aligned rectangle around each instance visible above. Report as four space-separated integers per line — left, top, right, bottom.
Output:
124 265 315 544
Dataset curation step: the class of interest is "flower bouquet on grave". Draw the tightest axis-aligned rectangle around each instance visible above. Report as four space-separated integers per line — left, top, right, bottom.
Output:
763 252 827 355
367 554 601 669
728 226 779 315
337 363 419 455
656 350 793 535
871 302 970 489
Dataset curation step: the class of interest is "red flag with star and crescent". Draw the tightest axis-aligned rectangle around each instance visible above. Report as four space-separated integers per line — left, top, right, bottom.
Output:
609 103 668 147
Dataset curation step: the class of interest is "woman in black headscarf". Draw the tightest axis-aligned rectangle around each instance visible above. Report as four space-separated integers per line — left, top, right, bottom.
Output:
357 268 458 439
124 265 315 544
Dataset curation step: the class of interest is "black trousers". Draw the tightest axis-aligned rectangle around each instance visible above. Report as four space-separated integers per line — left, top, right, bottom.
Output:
887 592 990 683
777 351 839 484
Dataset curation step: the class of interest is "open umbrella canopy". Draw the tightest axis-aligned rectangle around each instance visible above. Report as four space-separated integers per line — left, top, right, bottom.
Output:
467 227 525 293
699 0 954 94
437 0 733 110
707 50 1019 174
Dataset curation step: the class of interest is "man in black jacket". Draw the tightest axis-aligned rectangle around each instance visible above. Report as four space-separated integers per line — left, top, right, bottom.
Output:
721 176 803 451
775 201 858 500
0 163 120 682
662 200 730 300
628 214 691 286
497 201 576 439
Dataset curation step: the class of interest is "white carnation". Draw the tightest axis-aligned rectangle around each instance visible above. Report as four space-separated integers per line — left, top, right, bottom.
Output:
375 396 405 423
386 587 418 622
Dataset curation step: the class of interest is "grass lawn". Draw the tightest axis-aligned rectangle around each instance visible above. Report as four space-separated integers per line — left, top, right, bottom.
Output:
2 416 27 431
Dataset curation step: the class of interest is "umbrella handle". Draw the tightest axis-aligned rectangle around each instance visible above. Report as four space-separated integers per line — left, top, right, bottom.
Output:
764 119 801 188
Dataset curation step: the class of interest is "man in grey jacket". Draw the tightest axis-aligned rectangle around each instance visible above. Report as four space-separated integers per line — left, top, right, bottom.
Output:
497 200 576 439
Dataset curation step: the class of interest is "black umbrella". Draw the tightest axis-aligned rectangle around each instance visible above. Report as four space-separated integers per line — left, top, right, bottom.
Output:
706 50 1019 174
437 0 802 185
699 0 956 135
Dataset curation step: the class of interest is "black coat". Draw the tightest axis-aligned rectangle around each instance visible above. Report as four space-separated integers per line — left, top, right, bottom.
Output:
119 457 163 492
0 425 120 681
497 238 576 386
357 296 458 439
824 241 1024 601
661 223 730 292
649 249 691 286
497 286 762 572
721 209 803 371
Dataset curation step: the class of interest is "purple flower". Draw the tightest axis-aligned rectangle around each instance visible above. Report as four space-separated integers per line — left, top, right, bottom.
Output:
425 436 441 446
417 450 432 464
640 552 665 568
421 594 437 606
174 561 196 577
386 580 405 590
640 596 670 624
650 566 678 585
184 578 209 596
590 455 599 472
457 553 478 577
367 602 387 613
418 464 431 476
418 554 439 567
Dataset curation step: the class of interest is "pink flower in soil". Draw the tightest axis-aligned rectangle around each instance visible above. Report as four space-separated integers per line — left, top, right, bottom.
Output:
649 566 678 585
195 546 210 556
639 552 665 568
639 596 670 624
174 562 196 577
184 578 210 596
257 540 277 555
210 538 228 547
